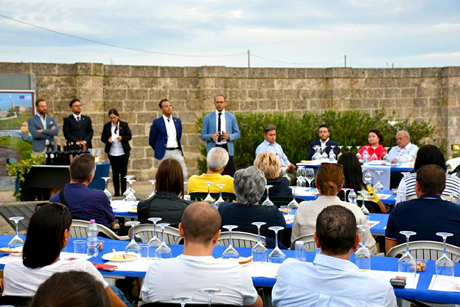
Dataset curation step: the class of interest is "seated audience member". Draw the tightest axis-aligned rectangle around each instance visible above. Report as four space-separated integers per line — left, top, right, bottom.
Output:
50 154 115 229
31 271 111 307
291 163 376 254
396 145 460 204
137 159 189 227
358 129 387 160
254 152 292 198
187 147 234 194
141 202 263 306
307 125 339 160
272 205 397 307
386 165 460 253
218 166 286 248
3 203 126 307
387 130 418 164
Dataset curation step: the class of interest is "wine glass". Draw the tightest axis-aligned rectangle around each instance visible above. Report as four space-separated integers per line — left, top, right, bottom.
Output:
123 175 135 196
373 170 384 192
251 222 268 263
155 223 172 259
287 190 299 211
147 217 162 259
341 187 350 202
268 226 286 263
222 225 239 260
125 221 141 255
355 225 372 270
101 177 112 201
435 232 455 279
148 179 156 198
296 167 305 187
398 231 417 284
124 179 137 201
359 190 370 216
337 146 343 159
304 168 315 188
204 182 215 203
199 288 221 307
346 145 352 152
356 146 361 152
215 184 226 206
172 296 193 307
8 217 24 253
363 169 373 186
262 185 274 206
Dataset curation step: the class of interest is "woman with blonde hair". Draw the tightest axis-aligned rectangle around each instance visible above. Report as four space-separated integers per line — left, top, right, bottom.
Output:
254 152 292 198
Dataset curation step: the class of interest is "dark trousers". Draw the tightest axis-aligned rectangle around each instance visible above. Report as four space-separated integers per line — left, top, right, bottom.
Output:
108 153 130 196
216 144 235 177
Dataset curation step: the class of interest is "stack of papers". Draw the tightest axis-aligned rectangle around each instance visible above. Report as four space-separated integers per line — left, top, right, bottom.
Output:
429 275 460 292
243 262 281 278
111 200 138 213
365 270 420 289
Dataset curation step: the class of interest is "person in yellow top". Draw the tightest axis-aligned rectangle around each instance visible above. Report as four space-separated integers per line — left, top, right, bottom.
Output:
188 147 235 194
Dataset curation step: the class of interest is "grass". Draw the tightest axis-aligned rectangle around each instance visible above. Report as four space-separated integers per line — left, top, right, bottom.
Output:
0 137 32 160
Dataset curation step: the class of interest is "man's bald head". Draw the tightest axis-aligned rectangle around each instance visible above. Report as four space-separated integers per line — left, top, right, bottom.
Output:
181 202 221 244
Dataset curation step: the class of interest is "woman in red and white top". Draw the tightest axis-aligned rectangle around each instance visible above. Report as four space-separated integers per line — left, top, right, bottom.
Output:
359 129 388 160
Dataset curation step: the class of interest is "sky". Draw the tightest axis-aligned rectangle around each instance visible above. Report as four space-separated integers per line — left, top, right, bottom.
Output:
0 0 459 68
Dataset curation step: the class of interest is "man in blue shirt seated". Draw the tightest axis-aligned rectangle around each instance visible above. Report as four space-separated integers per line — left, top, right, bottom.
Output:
256 124 295 172
50 154 116 229
272 205 397 307
385 164 460 253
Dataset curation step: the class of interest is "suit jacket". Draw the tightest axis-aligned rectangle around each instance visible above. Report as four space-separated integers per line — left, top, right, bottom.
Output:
149 116 183 160
201 111 240 156
27 115 59 152
307 140 340 160
63 114 93 148
101 121 132 155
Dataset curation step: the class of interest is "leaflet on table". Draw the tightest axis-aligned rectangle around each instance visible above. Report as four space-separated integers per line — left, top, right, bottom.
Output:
428 275 460 292
290 187 318 197
365 270 420 289
376 194 391 200
0 252 90 266
367 221 380 229
105 258 154 272
110 200 139 212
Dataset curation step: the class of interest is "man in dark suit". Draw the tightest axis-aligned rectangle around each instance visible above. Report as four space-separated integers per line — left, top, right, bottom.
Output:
27 99 59 154
63 99 94 148
149 99 187 179
307 124 340 160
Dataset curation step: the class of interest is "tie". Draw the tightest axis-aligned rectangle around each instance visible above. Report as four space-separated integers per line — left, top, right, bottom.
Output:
167 118 170 123
77 116 80 122
217 113 222 142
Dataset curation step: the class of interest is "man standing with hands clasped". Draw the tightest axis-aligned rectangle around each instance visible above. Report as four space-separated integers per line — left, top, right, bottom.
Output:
201 94 240 177
63 99 94 148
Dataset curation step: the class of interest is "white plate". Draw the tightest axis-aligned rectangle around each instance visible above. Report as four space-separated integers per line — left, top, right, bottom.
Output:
102 252 139 262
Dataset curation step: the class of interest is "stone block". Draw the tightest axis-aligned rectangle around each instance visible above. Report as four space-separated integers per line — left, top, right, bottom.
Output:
401 88 416 98
331 78 350 89
267 68 288 78
148 89 168 101
31 63 58 75
75 63 92 75
379 99 392 108
365 69 384 78
240 79 257 89
57 76 77 88
182 145 201 154
351 69 367 79
306 69 325 78
178 78 200 89
284 90 300 100
365 89 384 99
331 68 352 78
248 90 265 99
169 89 189 101
76 76 93 88
413 98 428 108
104 89 127 100
118 112 137 124
91 100 104 113
363 79 380 88
103 77 130 88
184 67 200 78
199 66 226 78
227 68 248 78
0 62 31 74
277 100 292 110
362 99 379 109
228 89 247 101
441 67 460 77
287 69 306 79
241 101 257 111
201 78 216 89
57 64 77 76
428 98 441 107
128 89 148 100
38 88 59 101
380 79 397 88
201 89 226 101
383 69 402 78
384 88 401 98
104 100 124 112
92 64 104 76
183 123 199 134
421 68 440 78
350 89 365 99
130 66 160 77
179 111 198 123
225 101 240 111
403 107 421 118
266 89 284 100
104 65 130 77
257 79 275 89
139 78 162 89
317 90 332 99
349 99 362 108
89 113 104 125
333 89 350 100
132 158 153 170
311 99 327 110
79 87 103 101
131 136 149 147
92 76 104 88
130 147 146 159
36 76 55 89
417 87 440 98
137 112 156 124
259 100 277 111
185 99 201 111
249 68 268 78
125 100 146 112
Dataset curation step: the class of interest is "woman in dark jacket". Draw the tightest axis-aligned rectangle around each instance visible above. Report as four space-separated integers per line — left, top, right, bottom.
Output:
254 152 292 198
137 159 189 227
101 109 132 196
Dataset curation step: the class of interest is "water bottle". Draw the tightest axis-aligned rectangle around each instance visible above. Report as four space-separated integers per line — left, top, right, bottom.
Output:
87 219 99 257
362 149 370 163
364 169 373 186
329 149 336 162
348 189 357 205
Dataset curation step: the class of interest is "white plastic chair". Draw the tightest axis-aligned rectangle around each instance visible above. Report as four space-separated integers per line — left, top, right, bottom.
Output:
290 234 316 251
217 231 266 248
387 240 460 262
447 157 460 172
129 224 182 245
70 219 128 240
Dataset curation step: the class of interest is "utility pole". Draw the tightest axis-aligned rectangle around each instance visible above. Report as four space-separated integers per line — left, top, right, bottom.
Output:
248 50 250 69
344 55 347 67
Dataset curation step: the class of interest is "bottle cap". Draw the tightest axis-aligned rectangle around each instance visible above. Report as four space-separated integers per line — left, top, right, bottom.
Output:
350 189 354 192
90 219 96 223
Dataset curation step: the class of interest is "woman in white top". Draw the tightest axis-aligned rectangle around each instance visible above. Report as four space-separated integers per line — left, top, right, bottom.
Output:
3 203 126 307
101 109 132 196
396 145 460 204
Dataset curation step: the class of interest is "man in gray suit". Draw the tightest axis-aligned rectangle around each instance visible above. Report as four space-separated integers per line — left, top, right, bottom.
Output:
27 99 59 153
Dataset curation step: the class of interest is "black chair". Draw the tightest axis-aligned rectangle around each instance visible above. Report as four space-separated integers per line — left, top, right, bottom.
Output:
259 196 305 208
189 192 236 202
0 295 32 307
142 303 240 307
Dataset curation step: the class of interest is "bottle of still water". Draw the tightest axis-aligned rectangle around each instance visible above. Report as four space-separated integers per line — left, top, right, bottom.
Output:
348 189 358 205
329 149 336 162
362 149 370 163
87 219 99 257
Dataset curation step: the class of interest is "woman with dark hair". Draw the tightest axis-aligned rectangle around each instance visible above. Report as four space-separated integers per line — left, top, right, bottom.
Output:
358 129 387 160
101 109 132 196
137 159 189 227
396 145 460 203
3 203 126 307
31 271 110 307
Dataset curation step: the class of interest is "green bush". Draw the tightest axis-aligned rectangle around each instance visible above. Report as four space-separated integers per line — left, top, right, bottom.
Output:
196 109 437 174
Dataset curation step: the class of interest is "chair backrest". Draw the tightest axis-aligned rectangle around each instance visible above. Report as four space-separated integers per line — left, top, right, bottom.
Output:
70 219 127 240
290 234 316 251
217 231 265 248
447 157 460 172
189 192 236 203
129 224 182 245
142 303 239 307
0 295 32 307
259 196 305 208
387 240 460 262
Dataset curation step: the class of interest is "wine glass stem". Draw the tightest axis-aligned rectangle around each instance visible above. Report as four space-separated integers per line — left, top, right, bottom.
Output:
131 226 135 242
228 230 233 247
266 187 270 200
162 228 165 244
257 226 261 243
443 236 447 256
153 222 157 239
274 230 279 248
405 235 410 254
208 294 212 307
15 221 19 237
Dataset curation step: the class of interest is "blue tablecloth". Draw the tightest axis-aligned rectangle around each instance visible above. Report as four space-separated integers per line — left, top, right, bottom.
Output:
297 162 413 173
294 187 396 205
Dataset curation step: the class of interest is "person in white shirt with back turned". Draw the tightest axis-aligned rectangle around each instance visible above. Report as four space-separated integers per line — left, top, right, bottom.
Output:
141 202 263 306
272 205 397 307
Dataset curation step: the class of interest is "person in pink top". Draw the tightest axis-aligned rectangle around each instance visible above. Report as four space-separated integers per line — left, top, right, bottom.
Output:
358 129 387 160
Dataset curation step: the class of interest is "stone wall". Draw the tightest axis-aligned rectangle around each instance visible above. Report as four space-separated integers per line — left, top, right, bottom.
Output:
0 62 459 180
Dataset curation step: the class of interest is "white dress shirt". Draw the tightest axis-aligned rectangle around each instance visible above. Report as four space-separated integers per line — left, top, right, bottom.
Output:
163 115 179 148
37 114 49 145
387 143 418 163
215 109 227 145
73 113 82 122
320 138 330 152
109 122 124 156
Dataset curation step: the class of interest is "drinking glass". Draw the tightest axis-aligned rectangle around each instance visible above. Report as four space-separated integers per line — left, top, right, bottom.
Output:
101 177 112 201
435 232 455 278
287 190 299 211
355 225 372 270
268 226 286 263
346 145 352 152
222 225 239 260
251 222 268 263
371 153 378 161
123 175 135 196
215 184 226 206
204 182 215 203
8 217 24 252
199 288 221 307
147 217 162 259
356 146 361 152
172 296 193 307
340 188 350 202
363 169 373 186
305 168 315 188
359 190 370 215
148 179 156 198
155 223 172 259
398 231 417 281
295 241 307 262
124 179 137 201
373 170 384 192
356 152 362 160
337 146 343 159
125 221 141 255
296 167 305 187
262 185 274 206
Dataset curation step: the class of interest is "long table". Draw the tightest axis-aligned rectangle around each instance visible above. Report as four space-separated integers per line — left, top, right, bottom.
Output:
297 161 414 172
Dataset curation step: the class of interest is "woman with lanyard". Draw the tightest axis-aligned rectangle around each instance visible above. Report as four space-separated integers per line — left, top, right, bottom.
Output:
101 109 132 197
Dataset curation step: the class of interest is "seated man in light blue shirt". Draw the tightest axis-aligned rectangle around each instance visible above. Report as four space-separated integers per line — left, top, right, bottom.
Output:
386 130 418 164
272 205 397 307
255 124 295 172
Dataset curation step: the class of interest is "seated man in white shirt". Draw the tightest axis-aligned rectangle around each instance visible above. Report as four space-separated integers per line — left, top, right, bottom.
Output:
141 202 263 306
272 205 397 307
255 124 295 172
386 130 418 164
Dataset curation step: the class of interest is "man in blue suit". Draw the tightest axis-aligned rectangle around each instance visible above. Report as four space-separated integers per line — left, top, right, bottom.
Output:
201 94 240 176
27 99 59 154
149 99 187 179
307 124 340 160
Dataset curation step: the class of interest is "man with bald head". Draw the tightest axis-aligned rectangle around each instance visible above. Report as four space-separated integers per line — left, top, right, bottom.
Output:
387 130 418 164
141 202 263 306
